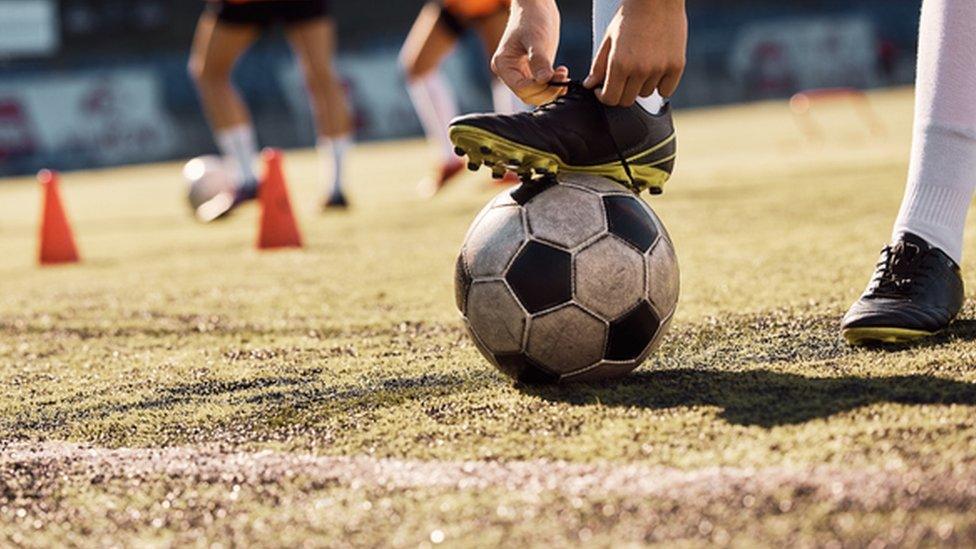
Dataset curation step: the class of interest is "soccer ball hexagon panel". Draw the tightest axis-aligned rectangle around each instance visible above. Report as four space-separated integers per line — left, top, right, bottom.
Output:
456 176 679 383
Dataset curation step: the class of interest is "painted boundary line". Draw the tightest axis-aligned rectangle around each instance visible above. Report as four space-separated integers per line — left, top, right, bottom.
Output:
3 442 976 505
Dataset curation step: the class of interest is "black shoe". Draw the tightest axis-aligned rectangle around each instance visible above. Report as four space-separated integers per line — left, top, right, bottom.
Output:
322 190 349 210
448 81 676 194
841 232 964 345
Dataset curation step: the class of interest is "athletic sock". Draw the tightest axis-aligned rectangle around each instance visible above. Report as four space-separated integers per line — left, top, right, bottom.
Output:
891 0 976 264
491 78 525 114
407 71 459 164
215 124 259 187
592 0 663 115
318 134 352 199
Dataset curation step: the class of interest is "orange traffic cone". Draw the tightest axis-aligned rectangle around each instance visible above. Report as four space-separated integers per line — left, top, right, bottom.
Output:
37 170 80 265
257 149 303 250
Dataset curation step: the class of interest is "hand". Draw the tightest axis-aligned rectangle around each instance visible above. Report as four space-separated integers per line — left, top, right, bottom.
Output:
491 0 570 105
584 0 687 107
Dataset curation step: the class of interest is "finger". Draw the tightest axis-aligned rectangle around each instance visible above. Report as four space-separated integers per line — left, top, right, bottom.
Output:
517 81 564 105
584 38 610 89
492 52 535 92
527 48 554 83
657 69 684 98
552 65 570 83
598 59 626 106
639 78 658 98
618 75 647 108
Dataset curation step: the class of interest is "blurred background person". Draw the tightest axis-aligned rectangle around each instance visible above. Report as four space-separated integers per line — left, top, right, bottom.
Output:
188 0 354 217
400 0 522 197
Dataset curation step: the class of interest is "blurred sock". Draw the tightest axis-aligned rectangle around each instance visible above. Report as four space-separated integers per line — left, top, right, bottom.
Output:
491 78 524 114
215 124 258 186
318 134 351 198
407 71 458 163
892 0 976 264
592 0 663 115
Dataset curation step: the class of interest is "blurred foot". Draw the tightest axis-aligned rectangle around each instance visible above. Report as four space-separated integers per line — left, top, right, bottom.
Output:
322 190 349 211
195 179 259 223
449 81 676 194
841 232 964 345
417 159 465 198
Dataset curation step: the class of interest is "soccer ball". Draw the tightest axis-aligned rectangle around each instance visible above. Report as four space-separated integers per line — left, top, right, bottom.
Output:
183 155 235 212
455 173 679 384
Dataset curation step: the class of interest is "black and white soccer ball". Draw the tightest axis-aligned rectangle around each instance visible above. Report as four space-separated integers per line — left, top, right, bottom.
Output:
455 173 679 384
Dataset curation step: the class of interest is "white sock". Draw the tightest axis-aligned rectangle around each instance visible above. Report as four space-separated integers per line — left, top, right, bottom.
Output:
215 124 258 186
592 0 664 115
491 78 525 114
406 71 459 163
318 135 351 198
891 0 976 264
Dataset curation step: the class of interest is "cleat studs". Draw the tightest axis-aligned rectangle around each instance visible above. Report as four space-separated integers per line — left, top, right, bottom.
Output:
508 159 521 167
479 146 492 154
467 162 480 171
454 147 466 157
649 187 663 195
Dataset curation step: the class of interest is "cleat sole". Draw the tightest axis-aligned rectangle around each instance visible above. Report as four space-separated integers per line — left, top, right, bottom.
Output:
449 124 674 194
842 326 937 346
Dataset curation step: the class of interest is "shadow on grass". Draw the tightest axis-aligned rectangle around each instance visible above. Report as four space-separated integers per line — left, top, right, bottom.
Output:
526 369 976 427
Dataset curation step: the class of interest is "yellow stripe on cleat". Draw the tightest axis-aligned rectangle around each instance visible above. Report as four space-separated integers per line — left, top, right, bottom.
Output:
449 124 673 194
842 327 936 346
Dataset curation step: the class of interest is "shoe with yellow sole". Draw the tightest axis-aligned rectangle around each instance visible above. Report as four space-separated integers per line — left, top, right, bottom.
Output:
449 81 676 195
842 232 963 345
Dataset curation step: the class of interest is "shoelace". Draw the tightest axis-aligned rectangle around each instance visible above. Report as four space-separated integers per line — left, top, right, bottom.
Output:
872 241 927 297
541 81 637 189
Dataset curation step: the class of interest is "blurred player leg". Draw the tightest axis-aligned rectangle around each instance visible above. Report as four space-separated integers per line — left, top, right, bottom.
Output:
841 0 975 344
285 16 354 210
592 0 663 115
400 3 464 196
187 11 261 192
471 6 523 184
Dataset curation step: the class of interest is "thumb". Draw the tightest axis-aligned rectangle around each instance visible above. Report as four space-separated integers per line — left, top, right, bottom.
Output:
584 38 610 89
527 48 554 84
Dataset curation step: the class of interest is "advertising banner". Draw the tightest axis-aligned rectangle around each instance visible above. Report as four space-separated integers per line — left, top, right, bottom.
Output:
0 70 177 170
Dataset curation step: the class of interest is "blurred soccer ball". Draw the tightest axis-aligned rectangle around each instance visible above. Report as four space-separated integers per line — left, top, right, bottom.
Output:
455 173 679 384
183 155 235 212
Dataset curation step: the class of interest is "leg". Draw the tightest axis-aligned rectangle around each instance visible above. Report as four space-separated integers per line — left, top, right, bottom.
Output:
400 3 462 166
286 17 354 203
187 12 261 186
841 0 975 344
471 9 525 115
891 0 976 263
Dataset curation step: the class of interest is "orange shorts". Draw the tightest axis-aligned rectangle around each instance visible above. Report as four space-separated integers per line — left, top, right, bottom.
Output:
442 0 510 20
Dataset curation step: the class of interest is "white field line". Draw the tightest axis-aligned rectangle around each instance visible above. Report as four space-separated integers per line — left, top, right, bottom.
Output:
3 441 976 504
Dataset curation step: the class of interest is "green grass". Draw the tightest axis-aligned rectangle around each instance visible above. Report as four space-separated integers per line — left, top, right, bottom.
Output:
2 88 976 546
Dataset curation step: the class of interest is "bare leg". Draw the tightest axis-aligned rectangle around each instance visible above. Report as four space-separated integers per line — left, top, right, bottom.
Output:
286 18 352 138
187 13 258 131
287 18 353 202
401 3 464 196
187 13 261 186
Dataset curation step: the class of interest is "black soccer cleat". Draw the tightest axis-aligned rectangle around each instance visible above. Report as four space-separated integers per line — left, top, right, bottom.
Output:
448 81 676 195
841 232 964 345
